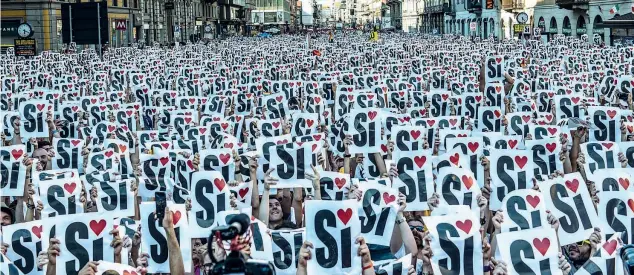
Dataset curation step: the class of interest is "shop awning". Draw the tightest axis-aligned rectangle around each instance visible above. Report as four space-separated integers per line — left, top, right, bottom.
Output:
596 12 634 28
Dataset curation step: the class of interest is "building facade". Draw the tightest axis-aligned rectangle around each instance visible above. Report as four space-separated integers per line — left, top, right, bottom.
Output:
532 0 621 44
1 0 143 52
0 0 255 51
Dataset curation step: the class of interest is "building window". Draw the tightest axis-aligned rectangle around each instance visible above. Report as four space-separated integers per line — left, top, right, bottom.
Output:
113 0 118 6
123 0 128 7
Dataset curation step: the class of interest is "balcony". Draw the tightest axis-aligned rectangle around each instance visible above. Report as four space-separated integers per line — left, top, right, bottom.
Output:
442 3 454 15
501 0 523 11
555 0 588 10
424 5 443 14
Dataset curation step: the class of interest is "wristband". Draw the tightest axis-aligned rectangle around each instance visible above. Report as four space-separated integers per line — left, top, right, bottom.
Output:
483 265 491 272
362 262 373 271
344 154 352 158
396 217 405 225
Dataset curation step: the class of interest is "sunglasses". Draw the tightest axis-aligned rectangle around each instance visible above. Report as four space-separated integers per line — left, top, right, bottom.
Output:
410 225 424 232
576 240 591 246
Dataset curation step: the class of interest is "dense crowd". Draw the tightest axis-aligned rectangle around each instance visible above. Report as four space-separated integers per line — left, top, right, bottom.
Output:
1 32 634 275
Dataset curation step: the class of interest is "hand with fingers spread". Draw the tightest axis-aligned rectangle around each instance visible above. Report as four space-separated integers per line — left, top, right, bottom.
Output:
263 168 278 191
306 165 321 196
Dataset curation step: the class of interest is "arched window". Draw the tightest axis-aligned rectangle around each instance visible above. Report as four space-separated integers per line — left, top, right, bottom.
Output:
576 16 586 36
489 18 494 37
562 16 571 35
549 17 558 34
593 15 604 38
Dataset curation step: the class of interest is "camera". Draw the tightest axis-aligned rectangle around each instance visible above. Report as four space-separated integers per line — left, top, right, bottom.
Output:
208 214 276 275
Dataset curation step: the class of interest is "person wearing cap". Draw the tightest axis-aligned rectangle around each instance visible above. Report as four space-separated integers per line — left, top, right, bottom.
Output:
1 202 15 227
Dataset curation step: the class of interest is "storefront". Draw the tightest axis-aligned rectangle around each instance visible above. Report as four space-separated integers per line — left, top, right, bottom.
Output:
562 16 572 36
596 12 634 46
1 19 21 49
548 17 558 39
576 15 586 37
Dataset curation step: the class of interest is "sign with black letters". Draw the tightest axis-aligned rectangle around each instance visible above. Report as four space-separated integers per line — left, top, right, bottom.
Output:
305 199 362 274
423 212 483 275
496 228 563 275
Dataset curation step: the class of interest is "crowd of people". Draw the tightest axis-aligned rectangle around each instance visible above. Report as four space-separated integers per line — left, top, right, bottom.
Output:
1 32 634 275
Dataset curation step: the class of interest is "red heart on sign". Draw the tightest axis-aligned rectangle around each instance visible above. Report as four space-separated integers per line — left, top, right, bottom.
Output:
455 220 472 234
187 160 195 170
571 97 580 104
468 142 479 153
620 178 630 190
603 239 618 255
368 111 378 121
514 156 528 169
628 199 634 212
381 144 388 153
337 208 353 225
508 140 518 149
547 128 558 135
414 156 426 168
64 182 77 194
119 145 127 153
239 188 249 198
565 179 579 193
32 226 43 239
159 157 169 166
36 104 45 111
427 120 435 127
10 149 23 160
172 211 182 225
105 151 114 158
89 220 107 235
495 58 502 64
219 153 231 164
461 175 473 190
450 153 460 166
602 143 613 150
410 130 421 140
494 110 501 118
526 195 540 208
607 110 617 119
306 119 315 127
108 125 116 132
383 193 396 204
533 238 550 256
162 143 170 149
276 96 283 102
545 143 557 153
214 178 226 191
522 115 531 123
335 178 346 189
185 117 192 124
